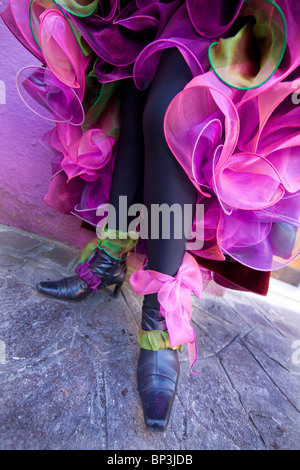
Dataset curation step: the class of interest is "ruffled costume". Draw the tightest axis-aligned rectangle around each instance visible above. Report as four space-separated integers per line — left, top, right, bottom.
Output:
2 0 300 369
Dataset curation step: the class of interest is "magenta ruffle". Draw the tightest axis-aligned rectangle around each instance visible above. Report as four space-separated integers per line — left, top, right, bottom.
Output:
165 70 300 270
1 0 300 272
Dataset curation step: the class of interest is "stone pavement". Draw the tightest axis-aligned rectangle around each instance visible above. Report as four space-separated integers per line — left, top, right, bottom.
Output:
0 223 299 450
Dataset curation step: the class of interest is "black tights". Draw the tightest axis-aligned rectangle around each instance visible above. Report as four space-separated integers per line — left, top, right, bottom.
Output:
108 48 197 277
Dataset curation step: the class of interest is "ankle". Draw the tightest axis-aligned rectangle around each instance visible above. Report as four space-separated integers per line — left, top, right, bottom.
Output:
98 227 139 260
77 227 139 265
141 294 166 331
130 252 203 374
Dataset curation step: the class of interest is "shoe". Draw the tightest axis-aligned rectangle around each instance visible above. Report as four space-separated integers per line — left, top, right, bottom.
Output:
137 295 180 432
130 252 204 431
36 249 127 301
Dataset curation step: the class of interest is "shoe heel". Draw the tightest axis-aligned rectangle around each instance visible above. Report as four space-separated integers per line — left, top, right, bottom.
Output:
111 281 123 298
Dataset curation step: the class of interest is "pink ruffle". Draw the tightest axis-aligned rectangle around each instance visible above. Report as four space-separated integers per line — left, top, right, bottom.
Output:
164 69 300 271
39 9 89 99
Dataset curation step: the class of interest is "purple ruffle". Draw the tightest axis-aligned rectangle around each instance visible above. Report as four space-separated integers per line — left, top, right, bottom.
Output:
186 0 244 38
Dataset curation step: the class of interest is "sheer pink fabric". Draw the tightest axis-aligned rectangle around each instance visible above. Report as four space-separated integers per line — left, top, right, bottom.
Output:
130 252 204 375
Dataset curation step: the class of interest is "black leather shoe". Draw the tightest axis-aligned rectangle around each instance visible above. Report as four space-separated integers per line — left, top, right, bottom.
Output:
137 348 179 432
36 250 127 301
137 294 180 432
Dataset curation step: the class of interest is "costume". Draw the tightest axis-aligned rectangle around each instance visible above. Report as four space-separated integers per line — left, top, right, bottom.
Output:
2 0 299 289
2 0 300 431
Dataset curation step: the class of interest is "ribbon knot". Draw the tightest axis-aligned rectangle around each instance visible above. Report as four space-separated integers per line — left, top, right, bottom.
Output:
75 261 101 292
129 252 203 375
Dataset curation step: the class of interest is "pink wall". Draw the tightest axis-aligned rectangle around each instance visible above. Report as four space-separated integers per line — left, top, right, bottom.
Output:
0 3 94 249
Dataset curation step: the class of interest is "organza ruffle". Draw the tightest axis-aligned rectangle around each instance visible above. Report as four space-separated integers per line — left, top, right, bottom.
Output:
53 0 99 17
186 0 244 39
1 0 300 274
164 70 300 271
133 3 211 90
16 66 85 124
208 0 287 90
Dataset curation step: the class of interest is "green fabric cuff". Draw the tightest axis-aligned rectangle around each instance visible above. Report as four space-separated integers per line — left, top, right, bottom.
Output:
99 227 138 260
138 330 182 352
78 228 139 263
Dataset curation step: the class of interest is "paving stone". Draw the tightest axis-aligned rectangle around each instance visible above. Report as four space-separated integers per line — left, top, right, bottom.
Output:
0 277 36 312
78 292 138 355
0 254 25 279
218 338 300 450
0 230 41 253
0 253 25 268
242 327 299 374
242 333 300 411
183 356 264 450
190 323 218 360
247 294 300 339
192 305 242 351
37 245 78 269
248 415 300 450
11 259 73 290
223 289 277 332
0 297 82 362
0 343 106 450
0 224 299 450
192 294 250 335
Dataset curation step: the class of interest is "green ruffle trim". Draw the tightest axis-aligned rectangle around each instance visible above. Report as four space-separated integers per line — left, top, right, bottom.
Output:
83 71 121 134
138 330 182 352
78 227 139 263
208 0 287 90
53 0 99 17
29 0 94 56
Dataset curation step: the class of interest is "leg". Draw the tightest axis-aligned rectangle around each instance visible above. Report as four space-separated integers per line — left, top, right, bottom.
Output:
143 48 197 276
37 79 147 300
137 48 197 431
108 78 148 231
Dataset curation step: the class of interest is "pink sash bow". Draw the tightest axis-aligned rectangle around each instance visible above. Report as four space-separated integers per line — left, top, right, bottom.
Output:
129 252 203 375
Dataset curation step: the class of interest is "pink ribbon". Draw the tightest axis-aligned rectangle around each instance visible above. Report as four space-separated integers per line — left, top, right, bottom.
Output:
129 252 203 375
